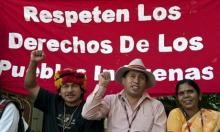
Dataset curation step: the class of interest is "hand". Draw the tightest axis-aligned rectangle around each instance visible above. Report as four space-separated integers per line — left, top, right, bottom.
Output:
30 50 45 63
98 71 111 88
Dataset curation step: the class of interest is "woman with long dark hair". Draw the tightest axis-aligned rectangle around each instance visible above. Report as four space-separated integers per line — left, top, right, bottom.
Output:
167 79 220 132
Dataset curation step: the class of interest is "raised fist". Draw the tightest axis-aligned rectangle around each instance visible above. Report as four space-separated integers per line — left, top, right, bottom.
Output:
98 71 111 88
30 50 45 63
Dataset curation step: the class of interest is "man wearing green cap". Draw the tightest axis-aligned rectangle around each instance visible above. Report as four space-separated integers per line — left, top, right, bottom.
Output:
24 50 104 132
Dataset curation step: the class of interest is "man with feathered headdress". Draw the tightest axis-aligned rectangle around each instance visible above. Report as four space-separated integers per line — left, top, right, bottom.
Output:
24 50 104 132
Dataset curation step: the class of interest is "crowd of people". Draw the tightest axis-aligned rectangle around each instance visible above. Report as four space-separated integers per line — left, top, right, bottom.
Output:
0 50 219 132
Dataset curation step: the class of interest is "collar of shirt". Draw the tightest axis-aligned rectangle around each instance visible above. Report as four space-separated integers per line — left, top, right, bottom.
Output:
117 90 152 110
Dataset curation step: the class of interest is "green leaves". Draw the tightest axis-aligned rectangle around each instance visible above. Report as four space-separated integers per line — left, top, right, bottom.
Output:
158 94 220 115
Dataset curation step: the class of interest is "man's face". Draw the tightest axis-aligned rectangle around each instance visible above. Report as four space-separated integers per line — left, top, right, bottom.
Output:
122 70 147 98
60 83 82 106
177 83 200 110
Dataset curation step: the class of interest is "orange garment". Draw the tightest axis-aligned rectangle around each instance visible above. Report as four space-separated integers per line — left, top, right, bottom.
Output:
167 108 220 132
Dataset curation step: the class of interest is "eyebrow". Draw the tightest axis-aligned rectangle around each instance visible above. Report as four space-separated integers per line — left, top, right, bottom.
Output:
178 89 194 93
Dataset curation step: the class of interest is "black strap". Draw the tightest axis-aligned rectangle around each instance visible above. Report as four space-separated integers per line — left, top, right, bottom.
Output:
121 98 141 132
0 99 11 118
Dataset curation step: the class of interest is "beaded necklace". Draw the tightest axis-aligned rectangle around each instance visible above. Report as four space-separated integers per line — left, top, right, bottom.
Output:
63 104 79 132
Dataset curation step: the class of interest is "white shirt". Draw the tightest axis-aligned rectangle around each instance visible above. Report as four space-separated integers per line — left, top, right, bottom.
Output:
0 103 19 132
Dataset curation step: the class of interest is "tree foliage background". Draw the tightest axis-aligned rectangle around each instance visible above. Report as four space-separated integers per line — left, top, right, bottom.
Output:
158 94 220 115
